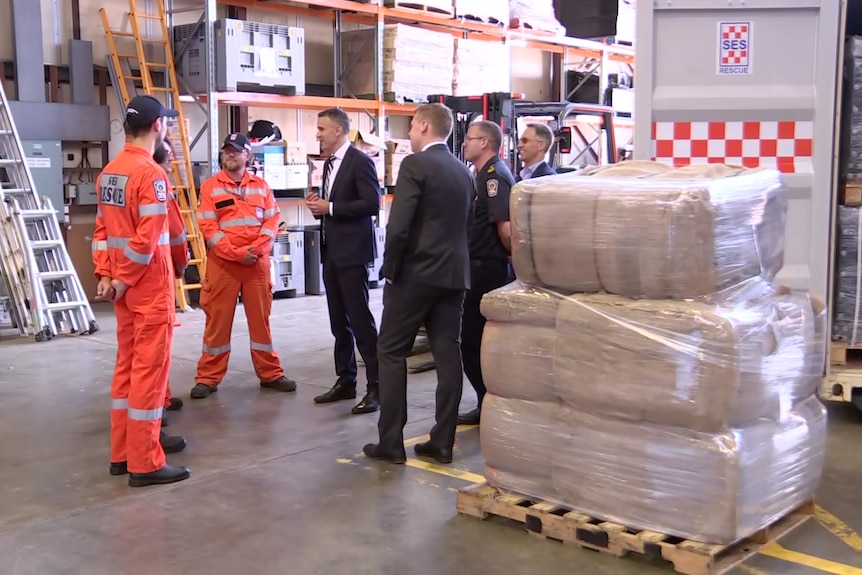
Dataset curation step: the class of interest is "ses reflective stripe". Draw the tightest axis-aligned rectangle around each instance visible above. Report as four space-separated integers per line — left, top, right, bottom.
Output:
128 407 163 421
263 208 279 218
139 203 168 217
106 233 170 249
170 231 187 246
245 188 267 197
207 231 226 248
212 187 268 198
261 228 275 239
198 210 217 220
92 240 108 252
203 342 231 355
111 398 129 410
220 217 261 228
250 341 273 352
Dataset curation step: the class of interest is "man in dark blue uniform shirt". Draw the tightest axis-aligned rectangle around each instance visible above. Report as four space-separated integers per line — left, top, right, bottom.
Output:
458 120 516 425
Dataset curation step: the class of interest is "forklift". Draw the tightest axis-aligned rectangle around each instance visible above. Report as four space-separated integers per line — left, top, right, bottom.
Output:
427 92 620 174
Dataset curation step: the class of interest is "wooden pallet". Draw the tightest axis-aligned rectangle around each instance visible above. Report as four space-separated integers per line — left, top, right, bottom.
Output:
456 483 814 575
508 17 560 37
843 181 862 206
455 13 506 25
830 340 862 365
384 0 455 18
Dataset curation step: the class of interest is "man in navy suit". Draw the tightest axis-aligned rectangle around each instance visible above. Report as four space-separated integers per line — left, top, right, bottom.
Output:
516 123 557 182
306 108 381 415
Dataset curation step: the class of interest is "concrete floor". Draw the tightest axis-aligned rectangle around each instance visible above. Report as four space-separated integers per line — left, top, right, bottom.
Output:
1 289 862 575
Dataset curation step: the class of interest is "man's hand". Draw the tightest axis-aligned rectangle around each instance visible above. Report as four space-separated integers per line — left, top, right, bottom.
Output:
242 247 258 265
175 265 187 279
110 279 130 301
94 276 115 302
305 194 330 217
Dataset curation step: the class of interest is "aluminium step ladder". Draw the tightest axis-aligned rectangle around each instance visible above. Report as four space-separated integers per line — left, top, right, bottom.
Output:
0 81 98 341
100 0 207 310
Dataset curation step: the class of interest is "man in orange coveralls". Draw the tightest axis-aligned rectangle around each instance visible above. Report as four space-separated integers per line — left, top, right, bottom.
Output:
92 95 191 488
153 136 188 415
190 133 296 399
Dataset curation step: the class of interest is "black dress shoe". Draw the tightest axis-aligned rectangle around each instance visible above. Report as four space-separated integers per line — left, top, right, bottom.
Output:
362 443 406 464
260 375 297 392
110 462 128 476
457 408 481 425
413 441 453 464
165 397 184 411
314 380 357 404
160 431 187 454
190 383 217 399
351 390 380 414
128 464 191 488
161 413 168 427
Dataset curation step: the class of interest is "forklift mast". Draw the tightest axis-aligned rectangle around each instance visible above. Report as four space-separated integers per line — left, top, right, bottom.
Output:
428 93 618 173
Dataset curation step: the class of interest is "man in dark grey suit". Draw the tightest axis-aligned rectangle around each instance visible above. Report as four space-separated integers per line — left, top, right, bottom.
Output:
363 103 475 465
306 107 381 415
516 123 557 182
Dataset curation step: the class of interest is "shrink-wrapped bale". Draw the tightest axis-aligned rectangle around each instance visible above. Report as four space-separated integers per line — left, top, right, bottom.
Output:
480 394 557 498
510 164 788 299
552 395 826 544
480 282 560 402
833 205 862 342
553 291 781 432
769 288 827 405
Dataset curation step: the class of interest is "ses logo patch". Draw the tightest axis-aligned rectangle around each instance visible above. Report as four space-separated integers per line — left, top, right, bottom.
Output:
718 21 752 75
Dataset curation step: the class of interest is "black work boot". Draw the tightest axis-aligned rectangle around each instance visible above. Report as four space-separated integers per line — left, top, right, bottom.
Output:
109 462 128 476
160 431 187 454
190 383 217 399
165 397 184 411
128 464 191 488
260 376 297 392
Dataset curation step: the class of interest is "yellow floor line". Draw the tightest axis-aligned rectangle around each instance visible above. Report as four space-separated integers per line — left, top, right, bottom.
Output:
816 506 862 553
404 457 486 484
402 424 479 449
759 543 862 575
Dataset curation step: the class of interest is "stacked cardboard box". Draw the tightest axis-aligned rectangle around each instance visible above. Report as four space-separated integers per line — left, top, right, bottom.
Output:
479 162 828 545
453 38 511 96
384 138 412 187
338 24 454 103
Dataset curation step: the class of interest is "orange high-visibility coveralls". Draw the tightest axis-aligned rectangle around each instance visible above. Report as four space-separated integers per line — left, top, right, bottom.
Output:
194 169 284 386
92 143 176 474
163 190 188 409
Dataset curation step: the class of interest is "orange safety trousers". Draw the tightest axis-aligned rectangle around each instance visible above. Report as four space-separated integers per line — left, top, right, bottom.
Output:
195 253 283 385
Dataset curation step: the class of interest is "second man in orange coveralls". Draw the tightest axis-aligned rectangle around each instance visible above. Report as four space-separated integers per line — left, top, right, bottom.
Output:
190 133 296 399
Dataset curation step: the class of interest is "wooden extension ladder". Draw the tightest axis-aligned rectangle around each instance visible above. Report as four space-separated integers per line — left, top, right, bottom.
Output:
100 0 206 310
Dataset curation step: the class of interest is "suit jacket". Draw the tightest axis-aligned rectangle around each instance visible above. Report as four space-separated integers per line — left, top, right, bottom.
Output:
380 143 475 290
516 160 556 182
316 145 381 267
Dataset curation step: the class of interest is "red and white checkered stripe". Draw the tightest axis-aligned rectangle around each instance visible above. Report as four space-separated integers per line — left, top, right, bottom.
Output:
651 121 814 174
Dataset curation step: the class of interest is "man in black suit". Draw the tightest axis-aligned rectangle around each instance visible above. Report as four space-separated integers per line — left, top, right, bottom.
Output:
306 108 381 415
363 103 475 465
516 123 557 182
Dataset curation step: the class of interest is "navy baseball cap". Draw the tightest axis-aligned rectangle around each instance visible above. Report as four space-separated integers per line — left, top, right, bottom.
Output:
222 133 252 153
125 95 178 128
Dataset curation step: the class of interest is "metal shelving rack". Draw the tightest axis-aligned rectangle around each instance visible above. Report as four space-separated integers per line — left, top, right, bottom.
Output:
160 0 635 177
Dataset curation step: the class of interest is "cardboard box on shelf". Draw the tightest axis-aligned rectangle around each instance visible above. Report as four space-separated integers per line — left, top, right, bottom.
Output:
349 129 386 156
386 138 412 155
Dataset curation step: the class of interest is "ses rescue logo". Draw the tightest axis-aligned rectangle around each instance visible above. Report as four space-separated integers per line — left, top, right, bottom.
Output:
718 21 752 75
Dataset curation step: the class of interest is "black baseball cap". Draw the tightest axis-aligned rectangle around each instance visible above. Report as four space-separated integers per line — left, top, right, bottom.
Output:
125 95 178 128
222 133 252 153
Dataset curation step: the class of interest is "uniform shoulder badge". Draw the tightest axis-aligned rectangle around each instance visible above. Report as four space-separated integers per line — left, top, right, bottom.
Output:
487 165 495 174
154 178 168 202
487 179 498 197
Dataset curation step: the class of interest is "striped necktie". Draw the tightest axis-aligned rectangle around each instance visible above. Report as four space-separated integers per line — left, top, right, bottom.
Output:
322 156 335 199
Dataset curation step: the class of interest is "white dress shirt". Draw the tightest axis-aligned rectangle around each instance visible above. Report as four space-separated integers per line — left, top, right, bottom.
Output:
325 139 352 216
519 161 543 181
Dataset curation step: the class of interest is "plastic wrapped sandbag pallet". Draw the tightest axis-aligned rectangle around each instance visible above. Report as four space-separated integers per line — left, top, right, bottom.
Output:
510 162 788 300
480 280 826 432
453 38 511 96
509 0 564 35
841 36 862 180
479 392 826 545
833 205 862 343
454 0 509 26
